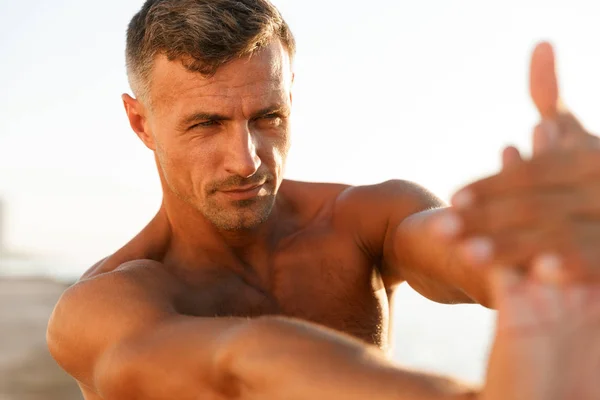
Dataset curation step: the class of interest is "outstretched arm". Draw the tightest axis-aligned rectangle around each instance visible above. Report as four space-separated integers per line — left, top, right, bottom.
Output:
333 180 491 306
336 42 600 309
47 260 478 400
436 42 600 289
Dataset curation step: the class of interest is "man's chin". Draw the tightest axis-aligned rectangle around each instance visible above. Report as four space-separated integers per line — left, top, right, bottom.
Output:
211 216 269 232
203 194 275 230
208 204 274 231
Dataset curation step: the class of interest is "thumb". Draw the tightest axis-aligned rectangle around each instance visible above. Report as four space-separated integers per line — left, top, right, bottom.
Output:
530 41 560 120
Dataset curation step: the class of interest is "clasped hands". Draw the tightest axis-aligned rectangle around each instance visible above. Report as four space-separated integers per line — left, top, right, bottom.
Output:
434 42 600 288
432 41 600 399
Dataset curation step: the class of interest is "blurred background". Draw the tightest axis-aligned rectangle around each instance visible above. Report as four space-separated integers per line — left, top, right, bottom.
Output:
1 0 600 398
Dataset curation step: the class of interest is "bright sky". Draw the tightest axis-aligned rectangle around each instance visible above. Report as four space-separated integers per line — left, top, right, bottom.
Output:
1 0 600 277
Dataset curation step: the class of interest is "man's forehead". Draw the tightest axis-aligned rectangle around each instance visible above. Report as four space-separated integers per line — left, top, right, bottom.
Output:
149 40 292 107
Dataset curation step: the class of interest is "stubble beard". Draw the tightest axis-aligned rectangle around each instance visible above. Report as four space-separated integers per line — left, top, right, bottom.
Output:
201 194 277 231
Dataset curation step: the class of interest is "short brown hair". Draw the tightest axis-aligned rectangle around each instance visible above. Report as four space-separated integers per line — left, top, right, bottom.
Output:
126 0 296 102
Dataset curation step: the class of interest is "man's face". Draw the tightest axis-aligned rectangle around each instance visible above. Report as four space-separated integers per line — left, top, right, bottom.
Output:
145 40 293 231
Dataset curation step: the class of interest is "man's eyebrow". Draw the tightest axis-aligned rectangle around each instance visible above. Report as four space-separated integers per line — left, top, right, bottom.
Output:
250 105 290 119
180 105 290 127
181 112 230 126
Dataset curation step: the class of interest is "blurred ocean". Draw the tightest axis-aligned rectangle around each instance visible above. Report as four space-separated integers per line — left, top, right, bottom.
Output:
0 258 78 283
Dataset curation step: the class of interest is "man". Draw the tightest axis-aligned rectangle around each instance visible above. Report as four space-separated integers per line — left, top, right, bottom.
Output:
47 1 600 399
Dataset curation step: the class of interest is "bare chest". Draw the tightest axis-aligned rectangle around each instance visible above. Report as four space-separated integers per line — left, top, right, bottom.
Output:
172 237 390 349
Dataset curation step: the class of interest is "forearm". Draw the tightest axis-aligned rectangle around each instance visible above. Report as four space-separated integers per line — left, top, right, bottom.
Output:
220 316 480 400
99 315 479 400
394 208 492 308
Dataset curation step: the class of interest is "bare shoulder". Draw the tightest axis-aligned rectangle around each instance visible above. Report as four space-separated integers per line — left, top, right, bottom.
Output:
332 179 444 230
282 178 443 215
280 179 350 203
52 259 180 336
281 179 444 260
47 259 180 387
279 179 352 222
336 179 444 211
332 180 445 259
281 178 442 229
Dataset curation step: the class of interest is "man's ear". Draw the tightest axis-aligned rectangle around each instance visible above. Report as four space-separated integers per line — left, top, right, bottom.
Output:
290 72 295 105
122 93 156 151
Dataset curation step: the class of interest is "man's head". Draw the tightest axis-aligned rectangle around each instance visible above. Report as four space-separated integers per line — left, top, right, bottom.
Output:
123 0 295 231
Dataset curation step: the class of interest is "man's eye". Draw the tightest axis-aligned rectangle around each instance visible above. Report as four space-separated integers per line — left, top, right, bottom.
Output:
266 113 286 121
258 114 283 124
191 120 218 129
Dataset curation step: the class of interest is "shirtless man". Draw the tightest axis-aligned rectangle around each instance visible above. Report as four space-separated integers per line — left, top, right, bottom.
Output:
46 1 600 399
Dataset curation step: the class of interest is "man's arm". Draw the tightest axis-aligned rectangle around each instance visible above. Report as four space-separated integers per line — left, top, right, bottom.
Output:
47 260 478 400
334 180 491 307
394 206 492 306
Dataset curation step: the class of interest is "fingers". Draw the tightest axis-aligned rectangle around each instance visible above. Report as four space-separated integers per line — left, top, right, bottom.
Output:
447 189 580 235
440 183 600 239
488 267 561 333
502 146 523 170
532 254 565 285
488 267 524 312
529 42 598 152
457 229 544 268
451 148 600 203
532 119 560 155
432 200 600 280
453 222 600 282
530 41 560 120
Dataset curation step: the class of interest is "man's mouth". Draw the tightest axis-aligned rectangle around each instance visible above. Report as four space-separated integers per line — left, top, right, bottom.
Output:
219 182 267 200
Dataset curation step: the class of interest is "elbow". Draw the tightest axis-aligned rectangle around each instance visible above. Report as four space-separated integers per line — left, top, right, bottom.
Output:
212 317 315 399
46 285 81 375
46 311 64 368
212 317 286 384
212 317 307 394
213 316 367 388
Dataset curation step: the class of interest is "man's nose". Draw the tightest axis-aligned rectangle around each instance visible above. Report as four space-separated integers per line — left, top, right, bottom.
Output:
224 125 262 178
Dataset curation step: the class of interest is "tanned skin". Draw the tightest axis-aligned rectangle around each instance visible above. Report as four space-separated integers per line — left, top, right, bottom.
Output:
47 39 600 400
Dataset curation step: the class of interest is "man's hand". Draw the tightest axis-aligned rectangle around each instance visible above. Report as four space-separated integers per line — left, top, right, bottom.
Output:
432 42 600 284
482 267 600 400
445 146 600 282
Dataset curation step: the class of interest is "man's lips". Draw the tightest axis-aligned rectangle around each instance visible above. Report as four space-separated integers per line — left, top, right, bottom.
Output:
221 183 264 193
218 183 266 200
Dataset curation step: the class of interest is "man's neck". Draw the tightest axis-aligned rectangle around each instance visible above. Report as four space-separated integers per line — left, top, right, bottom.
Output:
157 193 288 269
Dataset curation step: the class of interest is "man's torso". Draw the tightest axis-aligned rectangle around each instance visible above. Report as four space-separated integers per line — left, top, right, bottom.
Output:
82 181 394 350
